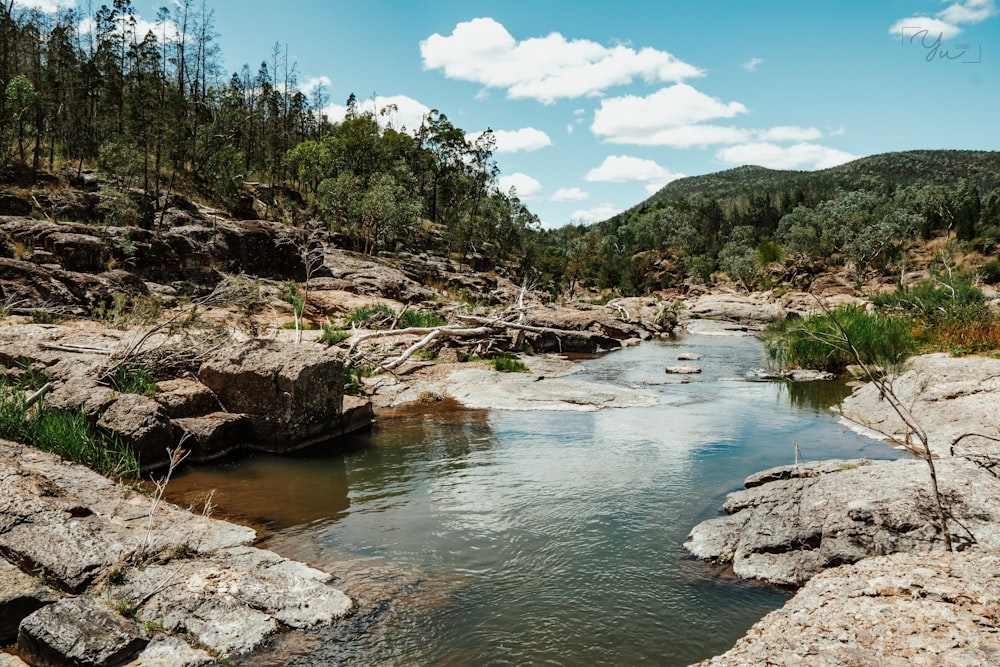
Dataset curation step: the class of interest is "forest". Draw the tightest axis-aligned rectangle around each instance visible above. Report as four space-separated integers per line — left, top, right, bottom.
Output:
2 1 1000 298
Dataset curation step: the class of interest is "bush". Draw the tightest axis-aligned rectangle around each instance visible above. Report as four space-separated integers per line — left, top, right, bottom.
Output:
871 274 985 322
319 319 350 346
106 362 158 397
491 354 528 372
979 259 1000 285
764 305 916 374
344 303 396 328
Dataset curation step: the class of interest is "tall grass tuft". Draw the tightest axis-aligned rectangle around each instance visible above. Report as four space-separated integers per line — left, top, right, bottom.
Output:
491 354 528 373
764 305 916 374
399 310 447 328
0 382 139 479
344 303 396 329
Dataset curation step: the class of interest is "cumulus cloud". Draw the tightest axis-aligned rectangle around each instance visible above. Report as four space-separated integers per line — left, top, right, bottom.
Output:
551 187 589 202
299 76 332 97
420 17 703 104
467 127 552 153
497 173 543 199
585 155 685 196
591 84 748 144
714 142 858 170
570 203 621 224
742 57 764 72
890 0 997 40
755 126 824 142
324 95 431 132
11 0 74 12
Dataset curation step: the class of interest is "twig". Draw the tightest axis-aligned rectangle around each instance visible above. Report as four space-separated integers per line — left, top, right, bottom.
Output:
24 382 54 409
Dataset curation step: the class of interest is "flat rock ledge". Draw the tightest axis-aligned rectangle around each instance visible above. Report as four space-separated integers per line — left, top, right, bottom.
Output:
684 458 1000 587
0 439 354 665
841 353 1000 459
692 550 1000 667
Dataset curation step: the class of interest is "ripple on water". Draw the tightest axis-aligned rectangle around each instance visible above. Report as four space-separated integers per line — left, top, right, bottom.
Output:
170 336 901 667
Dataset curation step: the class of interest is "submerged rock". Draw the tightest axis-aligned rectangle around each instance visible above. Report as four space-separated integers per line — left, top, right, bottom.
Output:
665 364 701 374
684 457 1000 587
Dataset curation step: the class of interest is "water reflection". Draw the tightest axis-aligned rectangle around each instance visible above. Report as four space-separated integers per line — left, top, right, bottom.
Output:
167 334 901 667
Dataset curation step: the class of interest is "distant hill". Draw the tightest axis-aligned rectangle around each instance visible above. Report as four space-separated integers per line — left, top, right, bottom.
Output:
641 150 1000 209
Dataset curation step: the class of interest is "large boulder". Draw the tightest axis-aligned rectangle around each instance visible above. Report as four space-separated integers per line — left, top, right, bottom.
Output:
684 458 1000 587
198 341 345 450
17 596 147 667
96 394 176 470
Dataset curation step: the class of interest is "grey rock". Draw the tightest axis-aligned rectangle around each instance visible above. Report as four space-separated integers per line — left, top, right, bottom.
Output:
841 353 1000 458
684 458 1000 587
0 654 31 666
693 551 1000 666
0 559 60 643
153 379 220 419
102 546 353 656
198 340 345 450
97 395 176 470
127 635 214 667
783 369 835 382
665 364 702 374
18 596 147 667
677 353 703 361
171 412 249 462
686 293 786 327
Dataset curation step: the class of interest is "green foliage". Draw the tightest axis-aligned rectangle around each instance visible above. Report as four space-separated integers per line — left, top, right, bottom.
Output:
344 303 396 329
764 305 916 374
106 362 158 397
978 259 1000 285
871 273 985 322
280 281 306 319
490 354 528 373
12 358 52 391
399 309 447 328
91 294 162 329
319 319 350 346
0 382 139 479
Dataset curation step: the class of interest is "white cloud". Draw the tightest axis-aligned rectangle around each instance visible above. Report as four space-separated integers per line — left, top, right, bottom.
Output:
497 173 543 199
890 1 997 40
566 124 575 135
323 95 431 132
299 76 331 97
551 187 589 202
467 127 552 153
889 17 963 40
420 17 703 104
570 203 621 224
591 84 748 144
755 126 824 142
742 57 764 72
79 15 175 40
11 0 74 12
584 155 679 184
715 142 858 170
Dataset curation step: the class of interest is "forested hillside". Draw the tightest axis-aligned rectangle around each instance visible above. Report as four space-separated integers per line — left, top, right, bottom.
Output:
0 1 538 271
2 2 998 298
532 150 1000 294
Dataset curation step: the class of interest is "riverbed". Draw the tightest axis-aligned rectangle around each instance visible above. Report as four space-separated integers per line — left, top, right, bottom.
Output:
166 332 901 666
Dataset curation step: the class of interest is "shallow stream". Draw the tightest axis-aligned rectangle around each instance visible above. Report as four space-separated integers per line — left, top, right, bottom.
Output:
167 332 900 666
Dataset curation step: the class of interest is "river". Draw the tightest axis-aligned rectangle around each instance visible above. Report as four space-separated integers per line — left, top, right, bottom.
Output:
166 331 901 666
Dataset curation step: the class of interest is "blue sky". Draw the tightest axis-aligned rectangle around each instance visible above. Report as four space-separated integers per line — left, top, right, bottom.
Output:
17 0 1000 227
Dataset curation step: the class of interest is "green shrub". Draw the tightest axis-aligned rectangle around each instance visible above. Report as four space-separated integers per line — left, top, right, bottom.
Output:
106 362 157 397
871 274 985 322
979 259 1000 285
344 303 396 328
319 320 350 346
491 354 528 373
764 305 916 374
399 309 446 328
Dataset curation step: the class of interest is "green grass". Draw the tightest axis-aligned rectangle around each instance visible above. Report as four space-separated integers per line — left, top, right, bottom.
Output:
763 305 916 374
0 382 139 479
344 303 396 328
107 362 158 397
399 309 447 328
491 354 528 372
319 320 350 346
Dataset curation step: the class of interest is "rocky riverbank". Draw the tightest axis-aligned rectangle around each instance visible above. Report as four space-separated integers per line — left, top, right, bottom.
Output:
685 352 1000 665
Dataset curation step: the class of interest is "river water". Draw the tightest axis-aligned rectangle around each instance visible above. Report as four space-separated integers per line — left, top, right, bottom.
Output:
167 332 901 666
